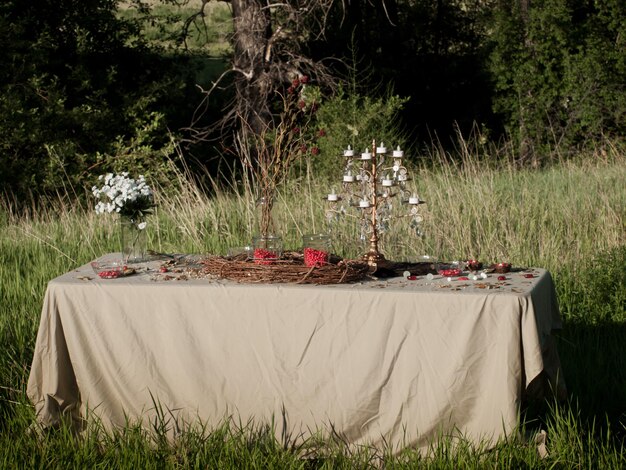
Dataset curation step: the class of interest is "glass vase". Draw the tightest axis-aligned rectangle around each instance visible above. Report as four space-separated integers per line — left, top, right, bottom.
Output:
253 235 283 264
255 195 277 238
120 214 147 263
302 233 331 267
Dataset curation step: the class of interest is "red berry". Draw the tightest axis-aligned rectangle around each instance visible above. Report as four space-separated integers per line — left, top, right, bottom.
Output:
311 146 320 155
304 247 329 267
254 248 278 265
298 100 306 109
497 275 507 281
524 273 534 278
458 276 469 281
407 275 417 281
159 267 168 273
318 129 326 137
300 75 309 84
292 78 300 87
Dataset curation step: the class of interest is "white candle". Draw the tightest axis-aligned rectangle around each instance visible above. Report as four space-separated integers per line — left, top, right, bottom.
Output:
409 194 420 204
343 145 354 157
359 199 370 208
376 142 387 154
382 175 393 187
343 173 355 182
361 149 372 160
393 146 404 158
327 193 338 201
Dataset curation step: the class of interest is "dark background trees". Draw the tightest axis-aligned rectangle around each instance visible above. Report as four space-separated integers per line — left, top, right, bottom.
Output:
1 0 624 200
0 0 201 198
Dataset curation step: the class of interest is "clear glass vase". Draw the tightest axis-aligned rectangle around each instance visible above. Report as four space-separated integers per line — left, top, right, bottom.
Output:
255 195 277 238
302 233 331 267
252 235 283 264
120 214 147 263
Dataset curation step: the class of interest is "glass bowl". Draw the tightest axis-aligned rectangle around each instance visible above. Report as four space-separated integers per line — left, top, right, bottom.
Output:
91 260 128 279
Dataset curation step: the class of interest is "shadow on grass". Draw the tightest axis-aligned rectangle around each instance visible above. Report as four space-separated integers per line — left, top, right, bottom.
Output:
556 321 626 434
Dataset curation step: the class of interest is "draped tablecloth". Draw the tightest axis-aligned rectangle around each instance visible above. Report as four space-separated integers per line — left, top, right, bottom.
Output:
27 254 564 452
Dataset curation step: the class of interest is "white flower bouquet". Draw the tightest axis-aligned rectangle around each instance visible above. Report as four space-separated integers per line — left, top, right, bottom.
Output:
92 172 155 263
92 173 154 225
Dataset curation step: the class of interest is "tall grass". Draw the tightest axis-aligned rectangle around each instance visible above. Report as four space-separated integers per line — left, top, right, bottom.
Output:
1 148 625 467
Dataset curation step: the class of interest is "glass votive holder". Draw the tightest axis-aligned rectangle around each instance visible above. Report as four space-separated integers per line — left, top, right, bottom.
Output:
253 235 283 264
227 245 253 260
302 233 331 267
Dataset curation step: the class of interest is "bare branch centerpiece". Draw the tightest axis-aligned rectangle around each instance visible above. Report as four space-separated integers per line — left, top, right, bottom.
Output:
92 172 155 263
326 140 426 269
237 76 316 262
200 77 369 284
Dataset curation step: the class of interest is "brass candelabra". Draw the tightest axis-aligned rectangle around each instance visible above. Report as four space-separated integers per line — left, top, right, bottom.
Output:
326 139 425 267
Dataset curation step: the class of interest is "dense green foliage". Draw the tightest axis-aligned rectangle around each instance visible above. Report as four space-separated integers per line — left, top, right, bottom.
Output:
1 0 625 199
488 0 626 161
318 0 626 157
0 0 205 198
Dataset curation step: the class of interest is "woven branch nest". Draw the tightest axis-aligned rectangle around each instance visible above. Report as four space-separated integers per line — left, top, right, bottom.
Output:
201 251 370 285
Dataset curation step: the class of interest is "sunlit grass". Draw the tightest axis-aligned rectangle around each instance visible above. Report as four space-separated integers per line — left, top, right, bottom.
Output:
1 149 625 467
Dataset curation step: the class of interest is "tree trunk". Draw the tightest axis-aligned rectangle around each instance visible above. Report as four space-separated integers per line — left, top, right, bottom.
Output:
230 0 273 135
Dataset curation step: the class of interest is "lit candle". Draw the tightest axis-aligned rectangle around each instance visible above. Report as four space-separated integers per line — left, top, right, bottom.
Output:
376 142 387 154
359 199 370 208
393 145 404 158
409 193 420 204
327 188 338 201
343 145 354 157
343 172 355 182
361 148 372 160
382 175 393 187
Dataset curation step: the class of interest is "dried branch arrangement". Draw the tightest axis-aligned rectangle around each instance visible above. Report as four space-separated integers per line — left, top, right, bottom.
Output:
237 76 318 236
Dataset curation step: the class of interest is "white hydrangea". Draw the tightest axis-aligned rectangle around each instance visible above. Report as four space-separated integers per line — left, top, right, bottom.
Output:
92 173 154 227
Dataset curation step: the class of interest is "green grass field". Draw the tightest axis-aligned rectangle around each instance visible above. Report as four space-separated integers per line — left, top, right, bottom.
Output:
1 150 624 467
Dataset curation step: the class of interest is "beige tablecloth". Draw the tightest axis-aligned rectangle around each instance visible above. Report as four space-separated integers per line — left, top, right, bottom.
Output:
27 255 564 452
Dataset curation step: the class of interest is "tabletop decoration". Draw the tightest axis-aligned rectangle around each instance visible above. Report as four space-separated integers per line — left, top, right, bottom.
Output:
465 259 483 271
92 172 154 263
201 252 369 285
90 260 135 279
238 76 317 250
302 233 331 267
492 262 512 273
326 139 426 268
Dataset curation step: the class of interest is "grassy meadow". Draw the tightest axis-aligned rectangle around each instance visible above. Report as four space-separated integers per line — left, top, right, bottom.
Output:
0 144 625 468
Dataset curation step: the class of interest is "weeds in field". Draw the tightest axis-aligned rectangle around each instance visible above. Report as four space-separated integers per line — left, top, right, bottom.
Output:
1 147 624 467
